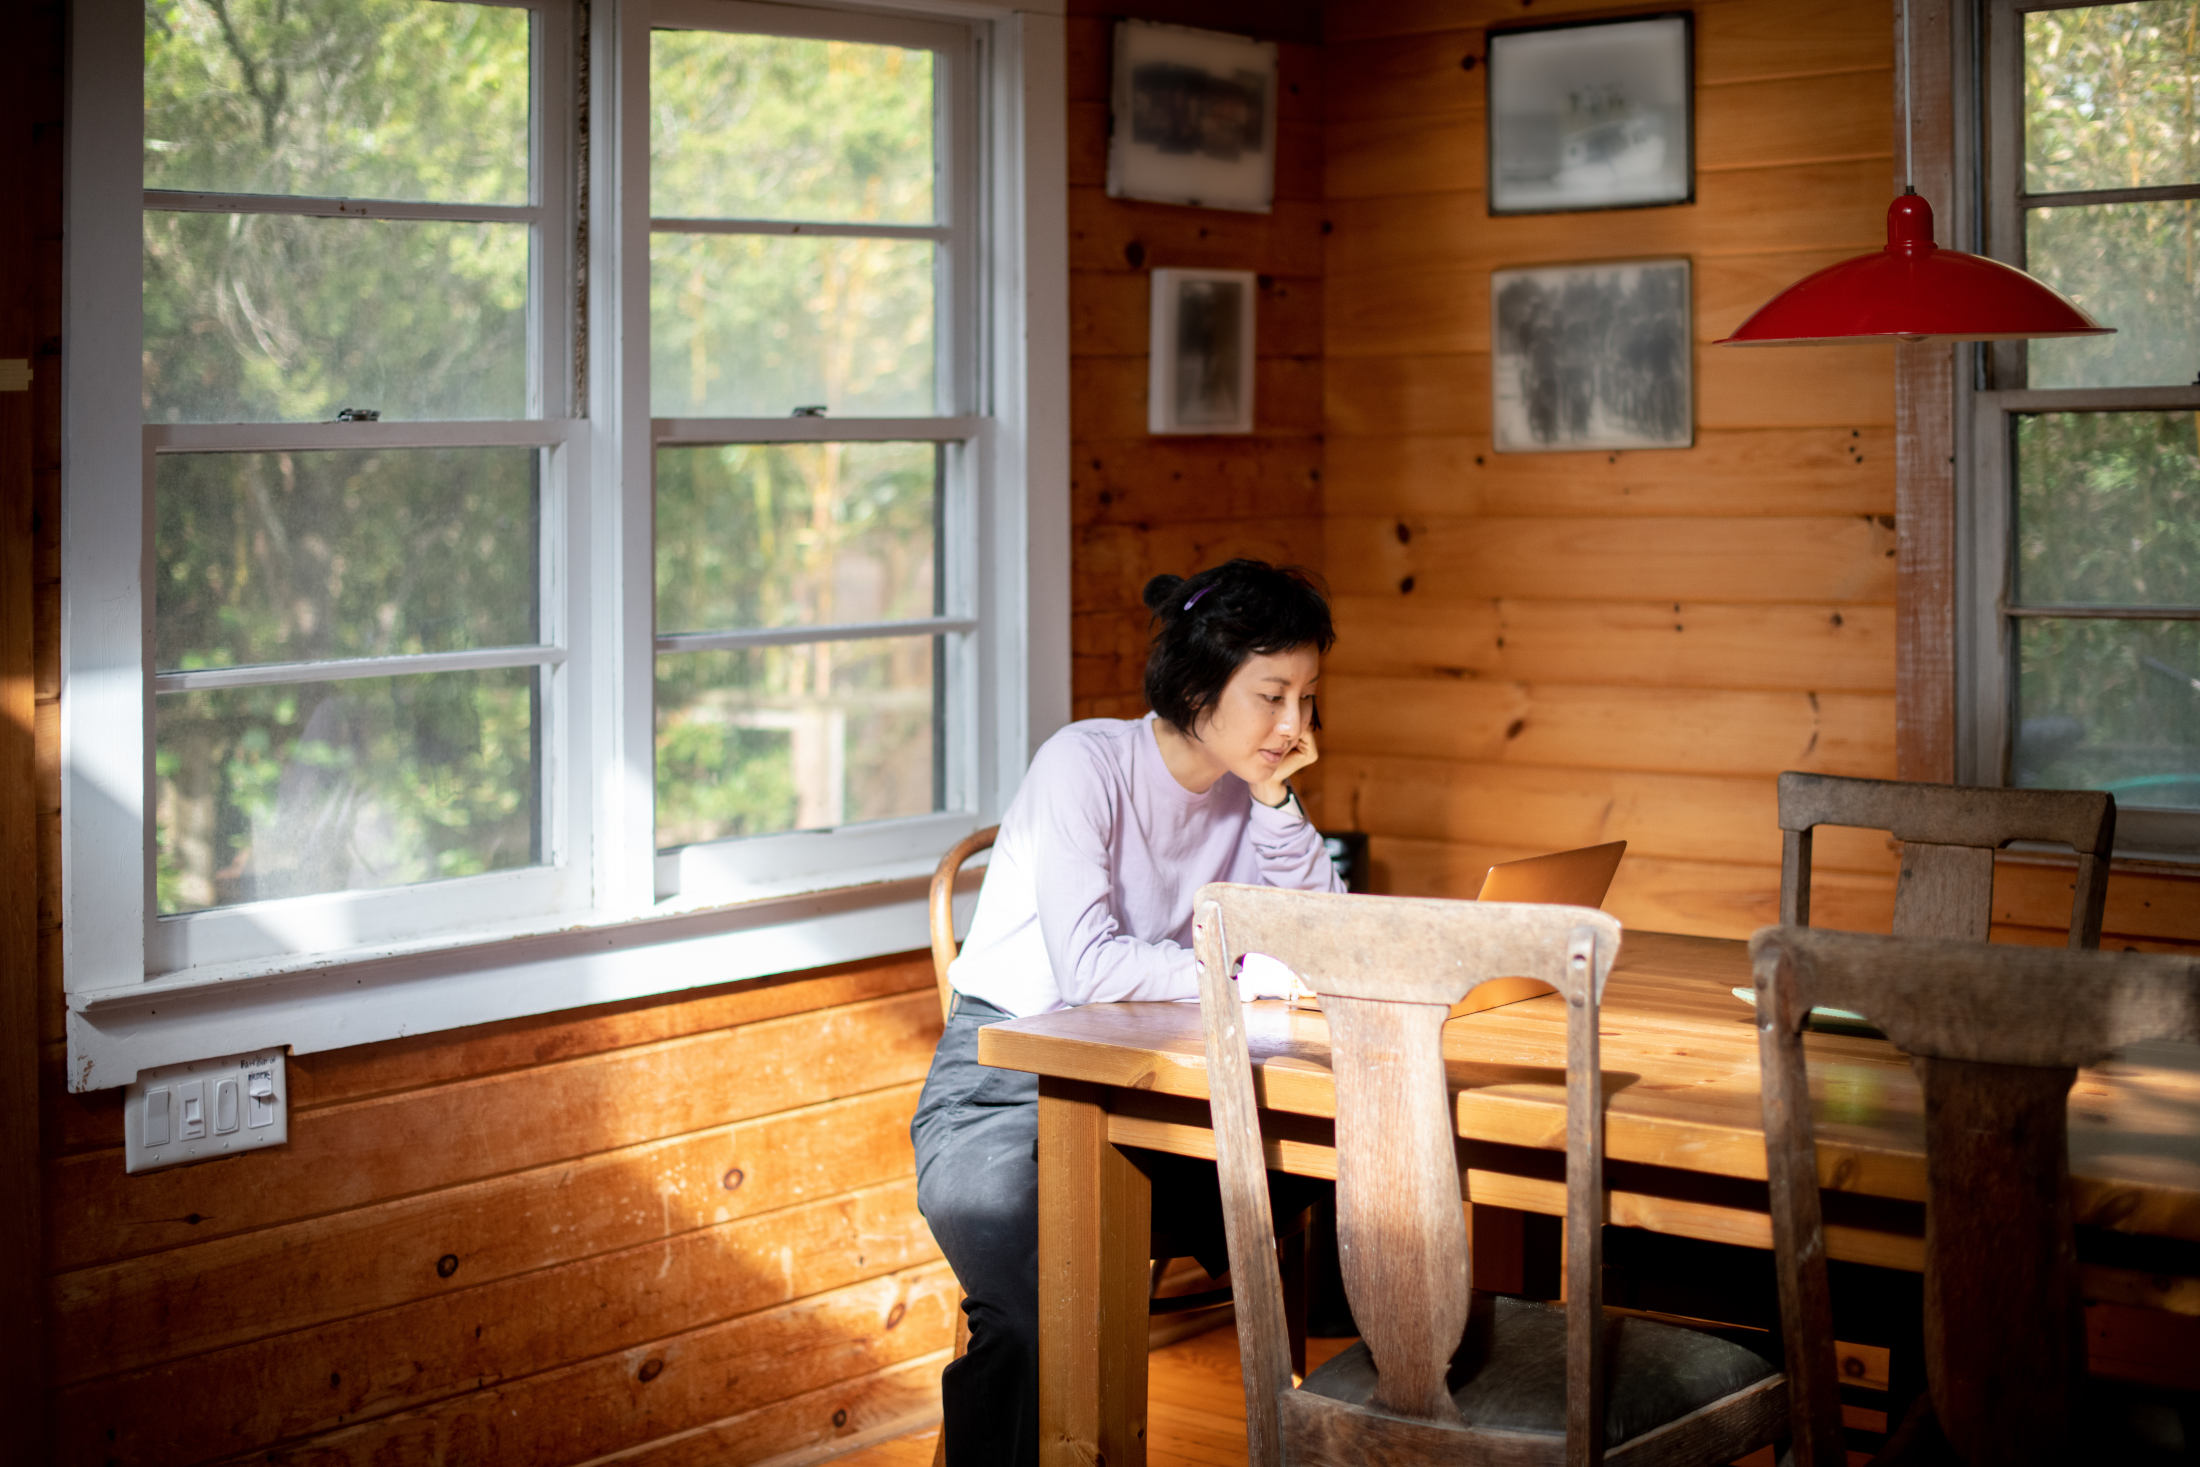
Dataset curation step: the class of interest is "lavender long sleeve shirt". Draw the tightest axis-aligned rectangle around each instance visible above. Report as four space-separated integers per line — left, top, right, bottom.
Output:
947 714 1343 1017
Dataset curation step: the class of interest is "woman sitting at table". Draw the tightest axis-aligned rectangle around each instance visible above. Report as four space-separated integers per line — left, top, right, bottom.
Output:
911 557 1342 1467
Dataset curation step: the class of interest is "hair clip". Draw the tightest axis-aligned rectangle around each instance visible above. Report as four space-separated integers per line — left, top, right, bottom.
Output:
1182 585 1214 611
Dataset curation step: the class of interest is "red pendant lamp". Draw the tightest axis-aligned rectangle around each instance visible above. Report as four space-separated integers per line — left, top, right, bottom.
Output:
1716 2 2114 346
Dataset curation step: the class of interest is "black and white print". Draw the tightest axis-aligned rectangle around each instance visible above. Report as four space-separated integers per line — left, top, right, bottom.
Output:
1492 259 1692 452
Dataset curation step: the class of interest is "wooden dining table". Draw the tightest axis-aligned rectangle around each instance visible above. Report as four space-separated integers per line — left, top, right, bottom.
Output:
975 929 2200 1467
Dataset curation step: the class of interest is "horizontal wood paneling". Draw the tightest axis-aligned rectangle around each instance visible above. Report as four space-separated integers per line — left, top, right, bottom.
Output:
1324 597 1896 694
1325 161 1889 279
1368 835 1898 939
46 954 935 1159
1322 754 1900 875
1325 73 1887 196
1070 189 1327 276
1327 251 1879 356
49 987 941 1272
1073 353 1323 440
55 1083 927 1383
1074 436 1325 527
1320 675 1897 779
1326 0 1891 80
1324 350 1895 437
1993 859 2200 946
1072 269 1323 358
1075 519 1327 615
1324 428 1893 519
1325 514 1898 604
226 1266 957 1467
567 1347 952 1467
56 1178 940 1466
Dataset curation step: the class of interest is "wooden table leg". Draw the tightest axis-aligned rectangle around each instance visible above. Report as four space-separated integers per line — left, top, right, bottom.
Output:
1038 1077 1152 1467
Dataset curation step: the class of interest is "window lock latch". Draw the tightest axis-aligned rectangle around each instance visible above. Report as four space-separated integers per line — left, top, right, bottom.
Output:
335 407 381 422
791 404 828 418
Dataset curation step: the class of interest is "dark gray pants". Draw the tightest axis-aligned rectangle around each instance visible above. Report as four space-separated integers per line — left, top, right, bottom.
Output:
912 996 1279 1467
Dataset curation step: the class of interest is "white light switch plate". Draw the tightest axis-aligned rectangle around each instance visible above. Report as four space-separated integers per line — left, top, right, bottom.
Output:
124 1049 288 1174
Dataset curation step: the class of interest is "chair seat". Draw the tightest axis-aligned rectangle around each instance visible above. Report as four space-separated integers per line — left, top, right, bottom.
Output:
1300 1292 1778 1448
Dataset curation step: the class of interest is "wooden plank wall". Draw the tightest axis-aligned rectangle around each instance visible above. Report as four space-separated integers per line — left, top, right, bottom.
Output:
1065 0 1329 721
40 959 956 1466
3 5 60 1465
1312 0 2199 955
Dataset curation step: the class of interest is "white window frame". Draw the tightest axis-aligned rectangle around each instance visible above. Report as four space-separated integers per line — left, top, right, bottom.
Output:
61 0 1069 1091
1955 0 2200 859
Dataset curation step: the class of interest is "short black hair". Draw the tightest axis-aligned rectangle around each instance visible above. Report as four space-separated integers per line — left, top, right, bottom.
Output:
1141 559 1334 735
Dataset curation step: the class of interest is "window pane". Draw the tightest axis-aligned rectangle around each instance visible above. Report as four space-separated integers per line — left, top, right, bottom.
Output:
655 638 938 849
650 29 936 224
657 443 936 635
145 0 530 204
2013 619 2200 811
650 233 936 417
2014 412 2200 606
2024 2 2199 195
155 668 541 914
2026 200 2199 388
145 212 529 423
157 448 540 672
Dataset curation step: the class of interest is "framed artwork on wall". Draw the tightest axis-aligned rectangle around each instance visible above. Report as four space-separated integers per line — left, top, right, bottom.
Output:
1149 267 1256 435
1491 259 1693 452
1486 12 1694 215
1107 20 1278 213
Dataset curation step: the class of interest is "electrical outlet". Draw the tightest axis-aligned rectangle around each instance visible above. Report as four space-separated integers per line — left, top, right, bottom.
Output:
124 1050 288 1174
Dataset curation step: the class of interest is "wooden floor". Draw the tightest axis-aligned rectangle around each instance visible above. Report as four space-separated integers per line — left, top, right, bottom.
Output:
829 1324 1354 1467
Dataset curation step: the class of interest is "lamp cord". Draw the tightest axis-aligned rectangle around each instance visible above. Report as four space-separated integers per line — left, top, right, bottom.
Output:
1901 0 1915 190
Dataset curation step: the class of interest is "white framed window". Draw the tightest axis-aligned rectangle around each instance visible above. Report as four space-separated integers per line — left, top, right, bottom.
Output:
63 0 1068 1089
1960 0 2200 856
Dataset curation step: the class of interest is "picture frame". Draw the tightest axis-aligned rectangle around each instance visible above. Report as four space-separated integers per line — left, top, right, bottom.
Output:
1149 268 1256 435
1491 259 1693 453
1486 13 1694 216
1107 20 1278 214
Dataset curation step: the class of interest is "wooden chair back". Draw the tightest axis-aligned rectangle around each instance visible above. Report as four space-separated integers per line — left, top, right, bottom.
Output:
1775 772 2115 944
1191 884 1621 1466
927 825 998 1024
1751 926 2200 1466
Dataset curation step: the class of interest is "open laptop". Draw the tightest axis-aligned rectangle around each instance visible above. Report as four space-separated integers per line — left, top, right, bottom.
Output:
1449 840 1628 1019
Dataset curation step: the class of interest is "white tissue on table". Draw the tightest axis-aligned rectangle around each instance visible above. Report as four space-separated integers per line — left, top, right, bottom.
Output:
1236 951 1303 1003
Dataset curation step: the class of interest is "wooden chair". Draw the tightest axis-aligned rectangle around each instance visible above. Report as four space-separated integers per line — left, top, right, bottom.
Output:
1192 884 1788 1467
1752 926 2200 1466
1777 772 2115 944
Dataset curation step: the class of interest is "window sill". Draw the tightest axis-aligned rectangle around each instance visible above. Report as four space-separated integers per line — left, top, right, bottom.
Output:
65 855 958 1092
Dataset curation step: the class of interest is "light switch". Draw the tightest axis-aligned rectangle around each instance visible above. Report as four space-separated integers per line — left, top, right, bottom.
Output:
247 1070 276 1128
177 1080 207 1141
124 1049 287 1173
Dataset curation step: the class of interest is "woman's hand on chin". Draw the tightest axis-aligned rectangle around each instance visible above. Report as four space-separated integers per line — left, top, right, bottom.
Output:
1250 730 1318 809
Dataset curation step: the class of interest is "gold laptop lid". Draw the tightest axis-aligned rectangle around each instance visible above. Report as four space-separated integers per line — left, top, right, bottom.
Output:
1474 840 1627 908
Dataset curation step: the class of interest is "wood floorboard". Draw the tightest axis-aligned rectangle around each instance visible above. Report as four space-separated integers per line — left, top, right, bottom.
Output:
825 1326 1356 1467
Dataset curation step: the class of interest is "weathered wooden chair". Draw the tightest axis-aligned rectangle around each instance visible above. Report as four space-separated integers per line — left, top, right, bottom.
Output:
1193 885 1787 1467
1776 772 2115 944
1752 925 2200 1466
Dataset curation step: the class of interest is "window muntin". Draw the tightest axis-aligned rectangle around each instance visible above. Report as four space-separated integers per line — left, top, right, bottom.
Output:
1970 1 2200 852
